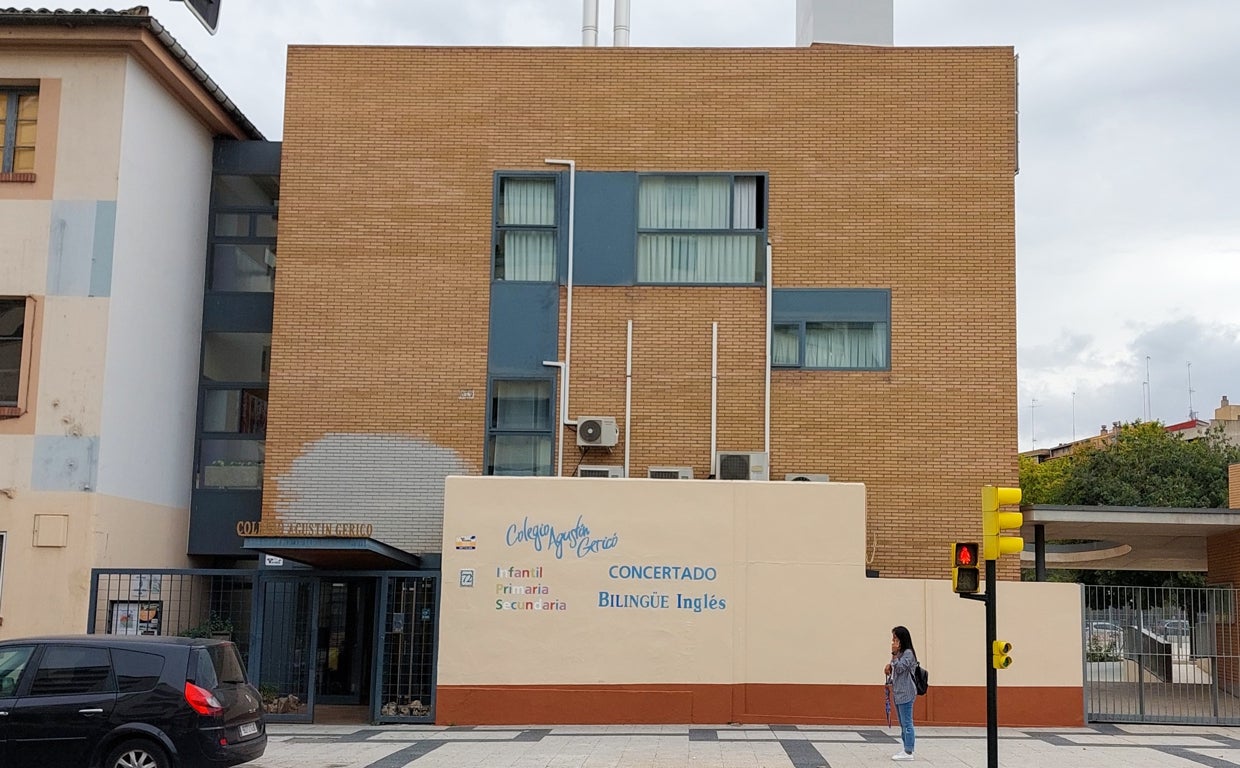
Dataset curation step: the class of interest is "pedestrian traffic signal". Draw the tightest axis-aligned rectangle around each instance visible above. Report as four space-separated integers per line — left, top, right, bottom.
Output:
982 485 1023 561
993 640 1013 669
952 542 980 594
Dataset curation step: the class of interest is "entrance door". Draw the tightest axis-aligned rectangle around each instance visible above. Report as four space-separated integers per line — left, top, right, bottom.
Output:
316 579 375 705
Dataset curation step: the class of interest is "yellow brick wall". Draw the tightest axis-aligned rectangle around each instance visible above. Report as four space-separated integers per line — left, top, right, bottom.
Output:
273 44 1018 579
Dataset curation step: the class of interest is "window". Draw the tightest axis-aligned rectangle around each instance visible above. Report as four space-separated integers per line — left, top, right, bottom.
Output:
486 379 553 476
772 289 890 371
0 645 33 697
1 88 38 174
112 649 164 693
28 646 114 696
0 298 30 413
637 174 766 284
494 176 557 281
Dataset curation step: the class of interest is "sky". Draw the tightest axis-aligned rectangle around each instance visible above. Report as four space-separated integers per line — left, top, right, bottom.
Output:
151 0 1240 451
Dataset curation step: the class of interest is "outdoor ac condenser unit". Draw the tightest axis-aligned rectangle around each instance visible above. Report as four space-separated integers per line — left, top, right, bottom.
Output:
648 466 694 479
577 465 625 478
577 416 619 447
715 451 769 481
785 473 830 482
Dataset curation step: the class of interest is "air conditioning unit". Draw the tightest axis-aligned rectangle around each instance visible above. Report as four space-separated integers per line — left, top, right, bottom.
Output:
785 473 830 482
577 465 624 478
577 416 619 447
715 451 769 481
648 466 694 479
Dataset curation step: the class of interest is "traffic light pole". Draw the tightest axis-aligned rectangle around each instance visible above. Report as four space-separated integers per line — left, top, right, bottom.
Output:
985 558 998 768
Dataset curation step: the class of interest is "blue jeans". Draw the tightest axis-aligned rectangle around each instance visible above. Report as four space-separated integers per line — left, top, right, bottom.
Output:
895 700 915 754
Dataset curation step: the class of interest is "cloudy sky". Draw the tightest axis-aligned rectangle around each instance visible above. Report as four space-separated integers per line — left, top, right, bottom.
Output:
153 0 1240 451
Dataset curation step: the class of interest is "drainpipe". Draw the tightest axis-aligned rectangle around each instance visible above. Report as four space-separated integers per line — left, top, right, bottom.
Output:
582 0 599 46
543 158 577 476
710 322 718 477
764 242 772 458
614 0 631 46
625 320 633 478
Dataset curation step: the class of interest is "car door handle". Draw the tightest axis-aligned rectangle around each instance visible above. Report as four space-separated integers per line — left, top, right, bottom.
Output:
79 708 104 715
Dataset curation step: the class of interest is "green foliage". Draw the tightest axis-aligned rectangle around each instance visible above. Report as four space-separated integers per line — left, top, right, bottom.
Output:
1022 421 1240 508
180 613 234 638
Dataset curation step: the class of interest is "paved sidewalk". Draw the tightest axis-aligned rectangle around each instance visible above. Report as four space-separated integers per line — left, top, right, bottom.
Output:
249 723 1240 767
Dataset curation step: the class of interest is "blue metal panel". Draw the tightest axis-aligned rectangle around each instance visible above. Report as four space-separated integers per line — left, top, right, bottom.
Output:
574 172 637 286
487 282 559 375
773 288 891 323
203 292 274 332
32 435 99 491
188 489 263 556
213 140 282 175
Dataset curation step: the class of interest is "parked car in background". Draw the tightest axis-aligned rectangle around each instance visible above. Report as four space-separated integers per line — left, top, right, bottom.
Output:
1157 619 1191 637
1085 621 1125 655
0 635 266 768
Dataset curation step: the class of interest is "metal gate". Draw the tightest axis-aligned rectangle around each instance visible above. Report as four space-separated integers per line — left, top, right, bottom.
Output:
1084 585 1240 724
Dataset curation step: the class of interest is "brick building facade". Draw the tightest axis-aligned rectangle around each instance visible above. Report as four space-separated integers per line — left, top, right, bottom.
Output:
266 43 1020 580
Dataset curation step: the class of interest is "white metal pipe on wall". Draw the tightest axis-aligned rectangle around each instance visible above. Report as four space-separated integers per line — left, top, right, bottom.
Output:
614 0 631 46
625 319 633 478
764 242 772 457
710 322 718 478
582 0 599 45
543 158 577 476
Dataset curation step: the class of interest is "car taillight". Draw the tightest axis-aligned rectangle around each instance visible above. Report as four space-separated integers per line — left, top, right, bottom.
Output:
185 681 224 716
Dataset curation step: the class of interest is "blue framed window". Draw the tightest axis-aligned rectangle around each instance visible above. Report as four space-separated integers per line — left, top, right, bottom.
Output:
1 88 38 174
494 175 558 281
637 174 766 284
772 289 891 371
486 379 554 475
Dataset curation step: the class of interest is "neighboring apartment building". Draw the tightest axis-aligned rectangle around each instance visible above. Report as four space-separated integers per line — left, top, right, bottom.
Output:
0 8 262 636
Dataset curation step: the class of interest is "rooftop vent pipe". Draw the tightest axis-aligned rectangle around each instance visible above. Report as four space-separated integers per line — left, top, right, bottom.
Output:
582 0 598 45
614 0 630 46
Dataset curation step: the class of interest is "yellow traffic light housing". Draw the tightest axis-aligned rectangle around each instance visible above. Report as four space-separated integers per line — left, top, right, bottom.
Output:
952 542 981 594
982 485 1023 561
993 640 1013 669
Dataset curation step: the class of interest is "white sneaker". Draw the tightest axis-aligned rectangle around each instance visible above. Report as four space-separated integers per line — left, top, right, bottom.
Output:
892 752 914 761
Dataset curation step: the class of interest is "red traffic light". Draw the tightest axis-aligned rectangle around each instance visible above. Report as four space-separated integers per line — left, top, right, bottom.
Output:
954 542 978 567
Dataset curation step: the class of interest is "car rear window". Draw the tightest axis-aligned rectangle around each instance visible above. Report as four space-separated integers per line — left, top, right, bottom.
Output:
113 649 165 693
193 643 248 688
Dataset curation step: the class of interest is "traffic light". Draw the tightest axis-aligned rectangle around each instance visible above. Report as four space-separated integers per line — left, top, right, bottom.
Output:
952 542 980 594
982 485 1023 561
993 640 1013 669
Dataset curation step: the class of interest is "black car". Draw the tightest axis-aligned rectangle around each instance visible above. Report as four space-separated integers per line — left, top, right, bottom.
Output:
0 635 266 768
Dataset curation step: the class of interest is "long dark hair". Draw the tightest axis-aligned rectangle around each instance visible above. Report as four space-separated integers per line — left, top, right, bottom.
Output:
892 625 917 658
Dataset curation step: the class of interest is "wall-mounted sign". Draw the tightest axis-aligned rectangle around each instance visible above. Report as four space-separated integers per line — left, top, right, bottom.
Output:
460 569 475 588
235 520 375 538
455 535 477 550
264 555 285 567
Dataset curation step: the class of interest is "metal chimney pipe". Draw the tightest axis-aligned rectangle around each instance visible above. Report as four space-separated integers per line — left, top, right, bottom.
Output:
614 0 630 46
582 0 599 46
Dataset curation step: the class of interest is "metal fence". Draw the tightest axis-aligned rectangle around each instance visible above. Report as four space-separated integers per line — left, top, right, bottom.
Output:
1084 584 1240 725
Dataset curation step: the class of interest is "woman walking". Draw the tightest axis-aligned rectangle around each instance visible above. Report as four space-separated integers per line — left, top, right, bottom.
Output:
884 625 918 761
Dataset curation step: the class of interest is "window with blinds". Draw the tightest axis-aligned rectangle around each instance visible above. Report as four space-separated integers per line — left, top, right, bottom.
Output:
637 174 766 284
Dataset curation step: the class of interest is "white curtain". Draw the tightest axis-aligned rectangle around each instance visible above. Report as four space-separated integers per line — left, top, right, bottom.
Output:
804 322 888 369
491 435 553 476
492 380 552 430
637 176 758 283
500 178 555 280
772 325 800 366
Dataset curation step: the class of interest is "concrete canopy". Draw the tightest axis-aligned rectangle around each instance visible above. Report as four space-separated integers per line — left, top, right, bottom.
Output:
1021 506 1240 572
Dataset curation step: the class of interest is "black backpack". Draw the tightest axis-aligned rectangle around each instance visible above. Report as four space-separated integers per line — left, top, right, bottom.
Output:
911 661 929 696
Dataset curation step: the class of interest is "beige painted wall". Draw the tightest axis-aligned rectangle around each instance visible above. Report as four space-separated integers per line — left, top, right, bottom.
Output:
0 492 190 638
440 477 1082 688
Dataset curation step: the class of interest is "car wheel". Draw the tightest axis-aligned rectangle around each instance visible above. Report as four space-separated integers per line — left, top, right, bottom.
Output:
105 739 170 768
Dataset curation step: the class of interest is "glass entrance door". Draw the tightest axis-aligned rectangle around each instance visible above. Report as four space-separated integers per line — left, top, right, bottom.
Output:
315 579 375 704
